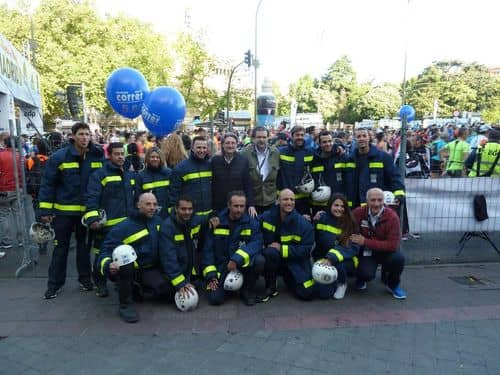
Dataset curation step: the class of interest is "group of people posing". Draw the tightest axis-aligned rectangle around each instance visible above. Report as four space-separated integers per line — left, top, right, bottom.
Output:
37 122 407 323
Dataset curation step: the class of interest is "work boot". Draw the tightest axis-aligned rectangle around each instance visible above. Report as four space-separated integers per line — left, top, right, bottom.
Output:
256 277 278 303
95 282 109 298
240 287 256 306
79 280 94 292
119 304 139 323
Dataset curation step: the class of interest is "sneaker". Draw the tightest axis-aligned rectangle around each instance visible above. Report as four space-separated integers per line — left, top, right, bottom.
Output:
79 281 94 292
333 283 347 300
119 305 139 323
256 278 279 303
0 244 12 249
401 234 409 241
387 285 407 300
355 280 367 290
411 233 420 239
95 283 109 298
44 288 60 299
0 251 5 259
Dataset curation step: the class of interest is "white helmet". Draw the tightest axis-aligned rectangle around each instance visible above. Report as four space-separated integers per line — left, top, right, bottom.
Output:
174 288 199 312
29 222 55 244
112 244 137 267
224 270 244 291
383 191 396 205
296 169 315 194
311 185 331 203
312 260 338 285
81 209 107 228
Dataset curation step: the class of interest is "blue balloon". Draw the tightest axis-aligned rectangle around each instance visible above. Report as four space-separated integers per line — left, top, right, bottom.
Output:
105 67 149 119
141 87 186 136
399 104 416 122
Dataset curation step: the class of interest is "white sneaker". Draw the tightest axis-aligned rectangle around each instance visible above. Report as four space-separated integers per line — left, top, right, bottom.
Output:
333 283 347 300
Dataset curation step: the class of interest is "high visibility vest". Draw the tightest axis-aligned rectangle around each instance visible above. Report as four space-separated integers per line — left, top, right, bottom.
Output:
469 142 500 177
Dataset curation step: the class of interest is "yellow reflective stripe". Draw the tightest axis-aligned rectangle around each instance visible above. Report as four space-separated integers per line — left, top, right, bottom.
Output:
347 201 353 207
214 228 230 235
101 175 122 186
182 171 212 181
104 217 126 227
84 210 99 220
240 229 251 236
353 256 359 269
192 267 197 276
281 235 301 242
263 221 275 232
328 249 344 262
311 201 328 207
134 261 139 269
311 166 324 173
393 190 405 196
203 265 217 277
282 244 289 258
39 202 54 209
174 234 185 241
156 225 160 231
303 279 315 288
304 155 313 162
361 202 367 207
345 162 356 168
280 154 295 162
91 162 103 168
334 163 346 168
369 162 384 168
91 247 100 255
195 209 212 216
54 203 86 212
316 223 342 235
58 162 79 170
235 249 250 267
123 229 149 244
100 257 111 275
191 225 201 238
142 180 170 190
171 274 186 287
130 179 135 185
294 192 309 199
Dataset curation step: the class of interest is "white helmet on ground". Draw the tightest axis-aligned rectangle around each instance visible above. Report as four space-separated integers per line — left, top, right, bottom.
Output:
312 260 338 285
174 288 199 312
383 191 396 205
296 170 315 194
112 244 137 267
29 222 55 244
311 185 331 203
81 209 107 228
224 270 244 291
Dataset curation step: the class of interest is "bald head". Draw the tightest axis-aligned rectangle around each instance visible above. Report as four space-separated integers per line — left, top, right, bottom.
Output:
279 189 295 215
137 192 158 218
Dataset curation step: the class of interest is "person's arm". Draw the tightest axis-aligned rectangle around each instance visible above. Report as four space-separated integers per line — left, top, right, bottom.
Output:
230 219 263 268
158 224 188 291
281 219 314 260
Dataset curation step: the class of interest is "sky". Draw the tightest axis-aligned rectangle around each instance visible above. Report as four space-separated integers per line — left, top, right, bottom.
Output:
5 0 500 91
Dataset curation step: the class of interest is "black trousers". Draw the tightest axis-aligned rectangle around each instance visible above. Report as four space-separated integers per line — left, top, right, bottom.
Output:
47 215 91 289
356 251 405 289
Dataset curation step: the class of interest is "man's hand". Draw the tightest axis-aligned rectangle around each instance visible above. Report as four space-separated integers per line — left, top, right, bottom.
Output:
40 215 54 224
350 234 365 246
320 258 332 266
312 210 325 221
209 216 220 229
269 242 281 251
89 222 102 230
302 214 311 222
227 260 237 272
109 261 119 275
248 206 257 218
179 283 195 298
207 278 218 291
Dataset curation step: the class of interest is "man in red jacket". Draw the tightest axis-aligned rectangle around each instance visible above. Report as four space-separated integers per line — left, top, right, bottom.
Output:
351 187 407 299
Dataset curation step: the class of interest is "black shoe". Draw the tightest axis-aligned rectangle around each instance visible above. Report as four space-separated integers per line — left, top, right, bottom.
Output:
240 288 256 306
119 305 139 323
256 279 279 303
79 281 94 292
44 288 60 299
95 283 109 298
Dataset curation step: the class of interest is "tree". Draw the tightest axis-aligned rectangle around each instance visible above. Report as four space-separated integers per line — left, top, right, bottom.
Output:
289 75 317 113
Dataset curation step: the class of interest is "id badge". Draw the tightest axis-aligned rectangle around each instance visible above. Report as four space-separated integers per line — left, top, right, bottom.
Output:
370 173 377 184
336 172 342 182
363 249 372 257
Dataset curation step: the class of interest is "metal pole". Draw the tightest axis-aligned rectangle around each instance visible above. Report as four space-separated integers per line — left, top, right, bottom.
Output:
254 0 263 126
227 62 244 132
82 83 88 123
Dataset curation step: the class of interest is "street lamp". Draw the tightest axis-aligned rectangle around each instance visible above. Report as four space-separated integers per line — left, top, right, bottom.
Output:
254 0 263 126
226 61 244 132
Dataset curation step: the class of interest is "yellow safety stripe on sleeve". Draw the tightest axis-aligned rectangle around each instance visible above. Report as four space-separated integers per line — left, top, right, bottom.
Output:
203 265 217 277
348 201 353 207
345 162 356 168
58 162 79 170
240 229 252 236
142 180 170 190
279 154 295 162
316 223 342 235
393 190 405 196
334 163 346 169
54 204 86 212
174 234 185 241
133 261 139 269
294 192 310 199
191 267 197 276
100 257 111 275
182 171 212 181
171 274 186 287
84 210 99 220
156 225 160 231
235 249 250 267
214 228 230 235
281 235 302 243
104 217 126 227
360 202 367 207
91 162 103 168
91 247 100 255
353 256 359 269
195 209 213 217
39 202 54 209
263 221 276 232
130 179 135 185
282 244 289 258
369 162 384 168
311 165 324 173
328 249 344 262
123 229 149 244
303 279 315 288
304 155 313 162
191 225 201 238
101 175 122 186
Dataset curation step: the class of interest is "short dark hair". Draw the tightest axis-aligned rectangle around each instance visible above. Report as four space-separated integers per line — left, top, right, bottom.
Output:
227 190 246 204
71 122 90 135
176 195 193 207
290 125 305 136
222 132 238 143
192 135 207 145
252 126 269 138
108 142 123 154
318 130 331 139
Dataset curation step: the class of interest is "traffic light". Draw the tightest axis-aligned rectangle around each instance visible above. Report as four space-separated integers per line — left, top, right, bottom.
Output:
244 49 252 67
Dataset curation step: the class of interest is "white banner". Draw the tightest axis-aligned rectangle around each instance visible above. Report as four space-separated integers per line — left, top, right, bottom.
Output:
406 177 500 233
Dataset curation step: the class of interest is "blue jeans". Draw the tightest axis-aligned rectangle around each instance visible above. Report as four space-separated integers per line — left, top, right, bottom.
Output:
0 191 21 246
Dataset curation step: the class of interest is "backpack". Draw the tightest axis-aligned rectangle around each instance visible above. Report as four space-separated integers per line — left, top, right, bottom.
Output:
26 155 48 197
